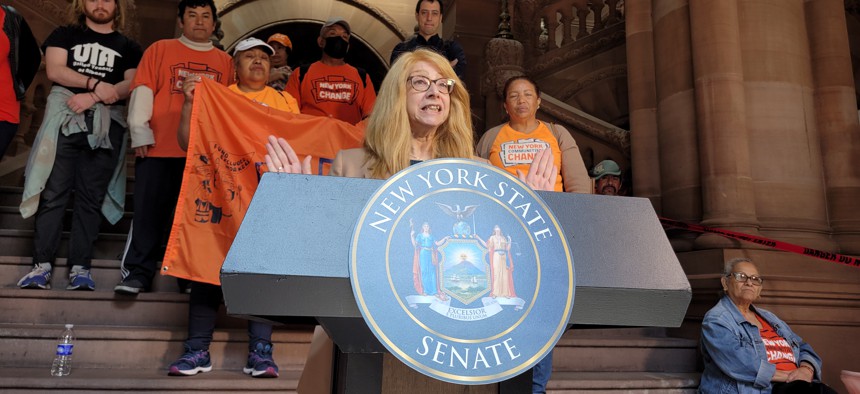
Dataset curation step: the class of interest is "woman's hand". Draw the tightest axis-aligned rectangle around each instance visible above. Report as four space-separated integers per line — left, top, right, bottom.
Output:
786 364 814 383
517 148 558 191
265 135 312 174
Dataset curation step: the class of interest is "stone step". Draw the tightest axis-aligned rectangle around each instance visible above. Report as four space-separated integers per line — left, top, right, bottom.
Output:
0 367 299 393
0 185 22 206
0 229 127 260
553 329 699 372
0 368 699 393
0 285 260 328
0 256 179 293
547 371 700 393
0 324 313 371
0 206 132 234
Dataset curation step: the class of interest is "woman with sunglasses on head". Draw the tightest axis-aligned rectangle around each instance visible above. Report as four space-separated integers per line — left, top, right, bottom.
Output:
699 257 835 394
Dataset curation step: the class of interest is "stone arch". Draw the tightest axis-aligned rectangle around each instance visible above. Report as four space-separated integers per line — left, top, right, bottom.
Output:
216 0 407 66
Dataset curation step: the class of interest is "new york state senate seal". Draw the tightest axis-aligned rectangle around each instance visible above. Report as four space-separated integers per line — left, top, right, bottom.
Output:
350 159 575 385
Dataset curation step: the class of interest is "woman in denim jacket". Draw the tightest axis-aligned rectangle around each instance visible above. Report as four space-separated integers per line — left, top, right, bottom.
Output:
698 258 832 394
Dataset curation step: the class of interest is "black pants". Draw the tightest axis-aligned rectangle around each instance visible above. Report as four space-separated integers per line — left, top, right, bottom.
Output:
772 381 838 394
32 115 124 268
119 157 185 287
0 120 18 160
186 281 273 352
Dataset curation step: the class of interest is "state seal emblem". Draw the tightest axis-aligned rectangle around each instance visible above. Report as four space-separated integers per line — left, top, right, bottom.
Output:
350 159 575 385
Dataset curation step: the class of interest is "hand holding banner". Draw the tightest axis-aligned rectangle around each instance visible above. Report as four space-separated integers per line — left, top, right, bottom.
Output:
162 78 364 285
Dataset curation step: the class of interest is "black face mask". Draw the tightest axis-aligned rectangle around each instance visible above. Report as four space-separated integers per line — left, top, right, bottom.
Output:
323 36 349 59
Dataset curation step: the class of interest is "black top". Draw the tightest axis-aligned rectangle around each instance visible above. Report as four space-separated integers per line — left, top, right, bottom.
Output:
2 5 41 100
42 25 142 94
390 34 467 79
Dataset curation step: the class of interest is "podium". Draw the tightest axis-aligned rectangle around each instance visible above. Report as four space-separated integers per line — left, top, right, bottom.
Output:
221 173 691 393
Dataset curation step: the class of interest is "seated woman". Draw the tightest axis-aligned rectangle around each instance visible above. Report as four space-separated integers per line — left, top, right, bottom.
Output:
699 257 835 393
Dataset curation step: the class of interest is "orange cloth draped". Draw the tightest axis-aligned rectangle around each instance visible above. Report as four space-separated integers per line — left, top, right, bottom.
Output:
161 78 364 285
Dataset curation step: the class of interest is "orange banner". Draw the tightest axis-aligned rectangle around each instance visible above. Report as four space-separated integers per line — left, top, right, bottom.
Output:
162 79 364 285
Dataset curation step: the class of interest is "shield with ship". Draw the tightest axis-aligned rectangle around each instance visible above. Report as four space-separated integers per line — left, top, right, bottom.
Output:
438 238 490 305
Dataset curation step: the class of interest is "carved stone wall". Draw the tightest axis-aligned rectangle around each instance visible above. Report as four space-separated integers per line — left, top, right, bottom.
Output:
631 1 860 391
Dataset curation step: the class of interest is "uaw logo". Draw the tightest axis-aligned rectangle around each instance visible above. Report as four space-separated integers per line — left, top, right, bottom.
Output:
350 159 574 385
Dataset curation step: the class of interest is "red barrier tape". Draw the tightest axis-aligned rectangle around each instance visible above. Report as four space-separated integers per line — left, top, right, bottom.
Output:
659 217 860 268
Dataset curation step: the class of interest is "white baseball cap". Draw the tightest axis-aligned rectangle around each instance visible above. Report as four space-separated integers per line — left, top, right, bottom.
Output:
233 37 275 56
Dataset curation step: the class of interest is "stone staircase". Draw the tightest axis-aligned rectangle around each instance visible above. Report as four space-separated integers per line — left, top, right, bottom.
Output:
0 182 313 392
0 182 700 392
548 327 700 392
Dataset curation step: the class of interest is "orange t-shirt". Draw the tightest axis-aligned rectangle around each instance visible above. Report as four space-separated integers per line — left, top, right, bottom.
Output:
228 84 299 114
285 61 376 125
486 122 565 192
130 39 233 157
755 314 798 371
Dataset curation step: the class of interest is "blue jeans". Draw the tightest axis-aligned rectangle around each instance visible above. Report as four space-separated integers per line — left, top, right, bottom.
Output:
532 350 553 394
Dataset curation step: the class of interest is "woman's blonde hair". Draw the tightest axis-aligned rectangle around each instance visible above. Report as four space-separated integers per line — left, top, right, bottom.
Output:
68 0 128 32
363 48 474 179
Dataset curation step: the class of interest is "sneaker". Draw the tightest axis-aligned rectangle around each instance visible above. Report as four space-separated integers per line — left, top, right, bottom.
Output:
17 263 52 289
168 347 212 376
67 266 95 291
243 342 279 378
114 278 146 295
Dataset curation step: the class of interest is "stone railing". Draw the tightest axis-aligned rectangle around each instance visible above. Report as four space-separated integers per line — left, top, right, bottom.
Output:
512 0 624 60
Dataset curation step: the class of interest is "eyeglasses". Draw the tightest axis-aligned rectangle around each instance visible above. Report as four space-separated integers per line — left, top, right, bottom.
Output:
726 272 764 286
408 75 455 94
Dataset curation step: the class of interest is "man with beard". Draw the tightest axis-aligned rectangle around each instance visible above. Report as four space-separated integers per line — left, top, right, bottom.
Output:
114 0 233 297
285 18 376 125
390 0 467 79
17 0 142 290
592 159 623 196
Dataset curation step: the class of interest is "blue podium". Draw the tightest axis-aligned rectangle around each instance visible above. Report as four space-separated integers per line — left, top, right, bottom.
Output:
221 173 691 393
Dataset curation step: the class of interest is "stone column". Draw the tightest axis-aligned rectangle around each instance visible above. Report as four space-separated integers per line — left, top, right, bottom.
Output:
652 0 701 251
806 0 860 254
688 0 759 249
625 0 661 211
482 38 525 130
738 0 835 250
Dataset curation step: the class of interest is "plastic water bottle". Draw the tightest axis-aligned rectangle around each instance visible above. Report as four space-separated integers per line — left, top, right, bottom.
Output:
50 324 75 376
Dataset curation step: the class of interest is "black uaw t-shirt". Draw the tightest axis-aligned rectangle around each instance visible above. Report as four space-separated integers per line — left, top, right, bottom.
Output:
42 25 142 97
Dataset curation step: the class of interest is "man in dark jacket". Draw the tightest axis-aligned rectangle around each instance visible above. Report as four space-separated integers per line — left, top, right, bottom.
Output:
0 5 41 158
390 0 467 79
